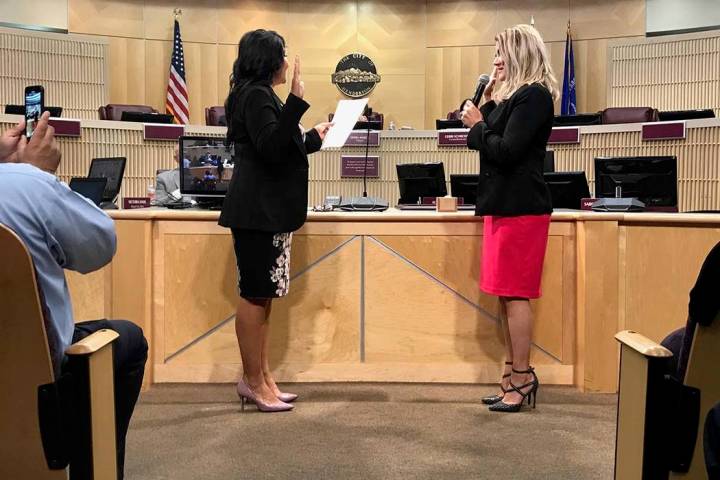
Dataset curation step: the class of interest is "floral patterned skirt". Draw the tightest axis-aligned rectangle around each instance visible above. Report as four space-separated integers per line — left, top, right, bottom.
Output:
231 229 292 299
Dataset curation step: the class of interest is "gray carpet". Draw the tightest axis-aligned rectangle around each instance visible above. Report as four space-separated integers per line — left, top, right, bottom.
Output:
126 383 617 480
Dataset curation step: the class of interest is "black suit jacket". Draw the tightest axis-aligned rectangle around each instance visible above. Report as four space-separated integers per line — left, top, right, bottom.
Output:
219 84 321 233
467 83 554 216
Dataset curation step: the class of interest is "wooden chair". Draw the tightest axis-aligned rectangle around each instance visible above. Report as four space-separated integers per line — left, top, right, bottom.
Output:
0 223 119 479
615 315 720 479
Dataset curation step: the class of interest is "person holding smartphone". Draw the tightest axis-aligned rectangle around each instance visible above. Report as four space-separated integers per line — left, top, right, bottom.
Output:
219 29 332 413
24 85 44 139
0 111 148 478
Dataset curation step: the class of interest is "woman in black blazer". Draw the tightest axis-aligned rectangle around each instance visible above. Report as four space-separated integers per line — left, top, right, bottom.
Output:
460 24 558 413
219 29 331 412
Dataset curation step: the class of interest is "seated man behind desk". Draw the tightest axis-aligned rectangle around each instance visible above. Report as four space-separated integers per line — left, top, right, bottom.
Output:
0 112 147 479
155 146 191 206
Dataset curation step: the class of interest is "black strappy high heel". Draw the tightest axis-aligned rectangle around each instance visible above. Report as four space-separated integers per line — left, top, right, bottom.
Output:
481 361 513 405
488 367 539 412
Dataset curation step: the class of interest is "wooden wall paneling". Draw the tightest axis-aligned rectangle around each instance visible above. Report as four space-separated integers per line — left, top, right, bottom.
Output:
297 74 343 128
576 219 620 392
569 0 645 41
68 0 144 37
425 0 498 48
496 0 569 43
144 39 173 116
530 235 564 360
621 226 720 344
545 40 566 113
572 38 613 114
142 0 219 44
217 0 288 45
107 37 146 107
112 220 153 386
184 42 219 124
366 75 426 129
216 44 236 111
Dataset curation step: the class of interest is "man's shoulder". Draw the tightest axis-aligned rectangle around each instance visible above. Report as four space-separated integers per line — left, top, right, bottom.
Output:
0 163 59 189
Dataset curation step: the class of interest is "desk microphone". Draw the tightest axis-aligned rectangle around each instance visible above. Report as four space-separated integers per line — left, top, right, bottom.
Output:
459 74 490 111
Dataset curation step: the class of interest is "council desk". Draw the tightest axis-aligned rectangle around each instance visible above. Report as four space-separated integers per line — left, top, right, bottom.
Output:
65 209 720 393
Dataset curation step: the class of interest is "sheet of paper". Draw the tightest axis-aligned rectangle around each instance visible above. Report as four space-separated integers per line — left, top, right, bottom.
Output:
321 98 369 149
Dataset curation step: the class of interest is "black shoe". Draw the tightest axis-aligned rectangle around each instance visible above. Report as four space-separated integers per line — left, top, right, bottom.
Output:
488 367 538 413
481 361 513 405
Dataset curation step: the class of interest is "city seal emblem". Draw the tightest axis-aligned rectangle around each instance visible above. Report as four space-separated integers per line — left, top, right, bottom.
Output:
331 53 381 98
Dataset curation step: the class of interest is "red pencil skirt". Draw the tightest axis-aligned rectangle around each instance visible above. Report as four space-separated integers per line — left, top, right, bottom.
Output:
479 214 551 299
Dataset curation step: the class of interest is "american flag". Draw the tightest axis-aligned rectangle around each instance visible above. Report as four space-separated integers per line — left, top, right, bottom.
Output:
166 19 189 124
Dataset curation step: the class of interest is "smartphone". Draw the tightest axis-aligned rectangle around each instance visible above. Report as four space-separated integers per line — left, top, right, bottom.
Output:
25 85 44 139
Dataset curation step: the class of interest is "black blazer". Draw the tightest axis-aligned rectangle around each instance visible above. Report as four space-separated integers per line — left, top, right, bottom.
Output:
467 83 554 216
219 84 321 233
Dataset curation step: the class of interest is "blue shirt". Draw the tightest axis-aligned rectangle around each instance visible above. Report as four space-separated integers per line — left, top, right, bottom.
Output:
0 163 116 370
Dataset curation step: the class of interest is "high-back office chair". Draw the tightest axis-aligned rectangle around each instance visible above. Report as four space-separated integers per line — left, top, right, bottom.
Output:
205 106 226 126
0 223 119 479
614 245 720 479
601 107 659 125
98 104 157 121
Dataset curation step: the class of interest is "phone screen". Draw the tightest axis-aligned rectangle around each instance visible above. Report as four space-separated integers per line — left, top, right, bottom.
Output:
25 87 43 138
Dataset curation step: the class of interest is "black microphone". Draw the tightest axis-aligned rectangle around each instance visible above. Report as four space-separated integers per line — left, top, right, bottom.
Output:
459 74 490 111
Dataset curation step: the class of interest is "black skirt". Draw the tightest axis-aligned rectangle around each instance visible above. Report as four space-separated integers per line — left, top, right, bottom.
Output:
231 229 292 299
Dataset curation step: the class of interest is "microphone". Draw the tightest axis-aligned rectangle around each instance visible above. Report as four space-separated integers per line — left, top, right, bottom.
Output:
460 74 491 111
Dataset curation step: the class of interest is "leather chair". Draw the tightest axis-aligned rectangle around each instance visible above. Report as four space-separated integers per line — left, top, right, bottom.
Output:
205 106 227 126
0 223 119 479
601 107 659 125
614 242 720 479
98 104 157 121
447 110 461 120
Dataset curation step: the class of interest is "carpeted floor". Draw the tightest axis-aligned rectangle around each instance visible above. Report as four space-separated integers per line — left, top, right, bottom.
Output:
125 383 617 480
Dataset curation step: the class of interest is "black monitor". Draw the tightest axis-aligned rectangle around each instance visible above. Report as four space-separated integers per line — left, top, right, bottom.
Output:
88 157 126 203
543 171 590 209
396 162 447 204
69 177 107 206
450 174 478 205
355 120 382 130
4 105 63 117
594 156 677 207
544 150 555 173
658 109 714 121
436 119 464 130
120 111 174 124
179 136 234 198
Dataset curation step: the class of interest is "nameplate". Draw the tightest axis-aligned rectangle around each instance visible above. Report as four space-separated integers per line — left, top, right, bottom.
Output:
48 118 81 137
143 124 184 141
122 197 151 209
437 130 468 146
344 131 380 147
642 122 686 141
341 155 379 178
548 127 580 144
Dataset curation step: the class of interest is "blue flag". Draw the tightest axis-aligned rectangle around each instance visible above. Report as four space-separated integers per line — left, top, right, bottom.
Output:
561 28 576 116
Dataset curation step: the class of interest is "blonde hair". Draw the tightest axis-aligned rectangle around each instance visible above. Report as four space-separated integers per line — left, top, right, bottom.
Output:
493 24 559 102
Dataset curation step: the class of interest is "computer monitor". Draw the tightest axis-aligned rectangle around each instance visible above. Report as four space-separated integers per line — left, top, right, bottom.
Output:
544 150 555 173
594 156 677 207
450 174 478 205
436 119 464 130
543 171 590 209
179 136 234 198
120 111 174 124
396 162 447 204
4 105 63 117
69 177 107 206
88 157 126 203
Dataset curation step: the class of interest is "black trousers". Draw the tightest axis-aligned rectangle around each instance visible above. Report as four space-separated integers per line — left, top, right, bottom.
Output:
61 319 148 480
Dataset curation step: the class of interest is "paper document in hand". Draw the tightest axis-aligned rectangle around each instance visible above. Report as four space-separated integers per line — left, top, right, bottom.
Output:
321 98 369 149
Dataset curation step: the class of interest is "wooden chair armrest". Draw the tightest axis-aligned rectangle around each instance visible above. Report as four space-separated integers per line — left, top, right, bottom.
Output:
615 330 673 358
65 329 119 356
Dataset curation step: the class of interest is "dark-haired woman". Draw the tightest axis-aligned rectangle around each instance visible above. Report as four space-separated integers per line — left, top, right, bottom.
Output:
219 29 332 413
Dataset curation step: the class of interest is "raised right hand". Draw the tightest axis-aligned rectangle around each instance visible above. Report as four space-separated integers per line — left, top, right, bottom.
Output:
17 111 61 174
291 55 304 99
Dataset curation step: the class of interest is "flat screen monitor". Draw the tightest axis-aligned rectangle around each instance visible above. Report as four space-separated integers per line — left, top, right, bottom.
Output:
594 156 677 207
436 119 464 130
396 162 447 204
4 105 63 117
88 157 126 202
179 136 234 197
543 171 590 209
450 174 479 205
120 111 174 124
69 177 107 206
544 150 555 173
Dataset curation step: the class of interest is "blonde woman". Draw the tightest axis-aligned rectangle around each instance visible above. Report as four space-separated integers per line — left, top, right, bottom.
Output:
460 24 559 413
